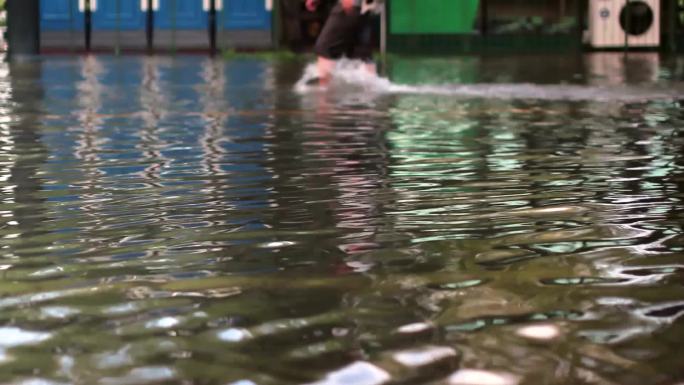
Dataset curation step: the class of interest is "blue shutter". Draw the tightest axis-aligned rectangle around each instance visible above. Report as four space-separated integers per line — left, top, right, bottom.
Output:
92 0 146 30
40 0 83 31
156 0 208 30
222 0 271 30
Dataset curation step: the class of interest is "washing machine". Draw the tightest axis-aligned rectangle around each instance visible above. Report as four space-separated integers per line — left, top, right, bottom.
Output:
589 0 660 48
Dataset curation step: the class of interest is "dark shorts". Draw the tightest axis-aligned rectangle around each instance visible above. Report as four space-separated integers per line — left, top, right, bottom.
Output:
314 4 374 62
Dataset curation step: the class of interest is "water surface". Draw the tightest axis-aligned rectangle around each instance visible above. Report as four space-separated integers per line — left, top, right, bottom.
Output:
0 53 683 385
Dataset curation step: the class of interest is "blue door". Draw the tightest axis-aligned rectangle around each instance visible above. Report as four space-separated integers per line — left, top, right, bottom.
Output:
156 0 208 29
40 0 84 31
222 0 271 30
92 0 145 30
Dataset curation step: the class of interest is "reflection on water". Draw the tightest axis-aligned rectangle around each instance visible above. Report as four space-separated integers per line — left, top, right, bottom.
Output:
0 53 681 384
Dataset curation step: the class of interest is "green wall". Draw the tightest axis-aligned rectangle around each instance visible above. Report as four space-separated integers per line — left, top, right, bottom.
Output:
390 0 480 34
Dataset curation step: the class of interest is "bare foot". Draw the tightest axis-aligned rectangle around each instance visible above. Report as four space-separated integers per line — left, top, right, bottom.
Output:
364 62 377 76
317 56 335 86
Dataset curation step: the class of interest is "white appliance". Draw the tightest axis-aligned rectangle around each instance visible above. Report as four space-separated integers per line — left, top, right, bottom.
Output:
589 0 660 48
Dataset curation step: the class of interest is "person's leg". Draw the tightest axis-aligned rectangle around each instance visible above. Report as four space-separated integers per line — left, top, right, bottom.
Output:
351 12 377 76
314 4 361 83
363 61 377 76
317 56 336 85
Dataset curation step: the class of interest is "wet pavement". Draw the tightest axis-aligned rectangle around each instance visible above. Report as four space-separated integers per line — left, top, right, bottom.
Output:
0 53 681 384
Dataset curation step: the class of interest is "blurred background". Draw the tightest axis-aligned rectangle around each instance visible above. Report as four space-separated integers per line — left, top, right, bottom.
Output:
2 0 684 55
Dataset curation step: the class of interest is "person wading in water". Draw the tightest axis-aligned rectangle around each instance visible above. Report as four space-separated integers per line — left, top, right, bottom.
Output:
305 0 380 84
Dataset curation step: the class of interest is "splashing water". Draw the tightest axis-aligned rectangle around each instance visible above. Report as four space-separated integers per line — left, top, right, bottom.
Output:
1 54 684 385
295 59 684 102
295 59 395 94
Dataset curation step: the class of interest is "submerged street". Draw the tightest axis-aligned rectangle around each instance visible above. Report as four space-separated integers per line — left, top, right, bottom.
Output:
0 53 681 384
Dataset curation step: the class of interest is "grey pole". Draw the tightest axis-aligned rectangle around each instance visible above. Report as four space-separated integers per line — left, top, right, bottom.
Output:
6 0 41 58
171 0 177 54
624 0 630 53
380 2 387 56
669 0 677 53
218 0 225 52
116 0 121 55
210 0 217 55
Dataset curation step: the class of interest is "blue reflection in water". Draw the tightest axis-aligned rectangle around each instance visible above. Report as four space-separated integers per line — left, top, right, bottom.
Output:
0 54 681 385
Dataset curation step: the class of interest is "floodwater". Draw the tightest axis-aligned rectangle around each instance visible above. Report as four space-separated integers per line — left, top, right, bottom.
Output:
0 53 682 385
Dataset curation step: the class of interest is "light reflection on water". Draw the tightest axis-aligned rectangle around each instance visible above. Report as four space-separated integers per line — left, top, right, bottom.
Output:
0 53 681 384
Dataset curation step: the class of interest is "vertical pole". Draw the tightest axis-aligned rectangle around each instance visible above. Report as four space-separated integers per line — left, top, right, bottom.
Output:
218 0 225 52
115 0 121 55
6 0 41 57
85 0 92 52
624 0 630 53
146 0 154 53
273 0 281 49
480 0 489 35
577 0 583 48
209 0 217 55
560 0 566 19
380 2 387 56
171 0 177 54
670 0 678 53
676 0 680 52
69 0 75 52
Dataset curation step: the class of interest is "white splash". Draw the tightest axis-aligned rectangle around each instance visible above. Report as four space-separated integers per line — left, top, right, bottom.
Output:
0 327 51 347
516 324 561 340
40 306 79 319
294 59 683 102
99 366 176 385
309 361 391 385
449 369 521 385
218 328 253 343
396 322 433 334
295 59 397 94
393 346 457 367
14 379 70 385
145 316 180 329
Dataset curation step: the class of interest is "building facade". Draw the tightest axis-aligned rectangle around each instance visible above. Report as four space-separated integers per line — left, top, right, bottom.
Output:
388 0 683 54
14 0 684 54
39 0 273 52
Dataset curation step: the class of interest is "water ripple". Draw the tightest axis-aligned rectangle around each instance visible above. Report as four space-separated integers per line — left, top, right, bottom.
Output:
0 54 680 384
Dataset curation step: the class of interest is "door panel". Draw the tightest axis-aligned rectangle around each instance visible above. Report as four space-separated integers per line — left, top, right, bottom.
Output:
222 0 271 30
40 0 84 31
156 0 208 29
92 0 145 30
